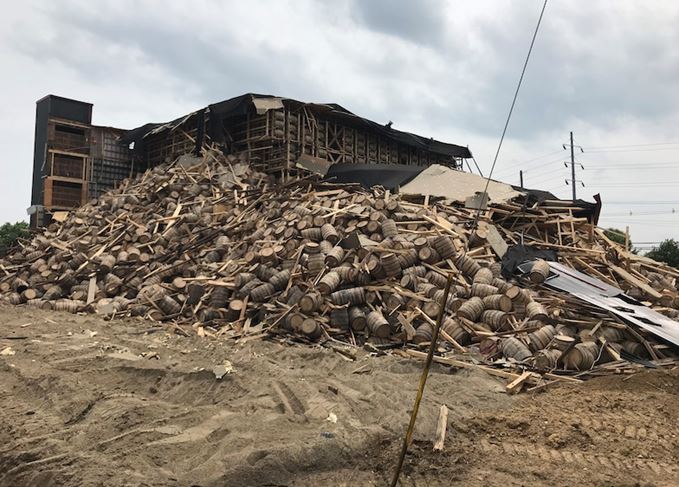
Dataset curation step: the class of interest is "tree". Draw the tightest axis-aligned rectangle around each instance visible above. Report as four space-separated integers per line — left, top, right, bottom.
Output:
0 222 30 256
645 239 679 269
604 227 633 251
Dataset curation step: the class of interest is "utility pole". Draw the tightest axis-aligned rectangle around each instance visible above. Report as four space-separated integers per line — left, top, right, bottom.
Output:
569 131 576 201
563 132 584 202
520 170 524 189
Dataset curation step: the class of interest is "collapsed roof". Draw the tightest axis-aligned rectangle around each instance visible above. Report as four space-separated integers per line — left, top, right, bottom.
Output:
325 163 601 224
122 93 472 173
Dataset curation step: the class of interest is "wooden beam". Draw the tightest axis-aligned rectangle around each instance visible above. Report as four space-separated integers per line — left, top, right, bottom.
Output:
433 405 449 452
610 264 662 299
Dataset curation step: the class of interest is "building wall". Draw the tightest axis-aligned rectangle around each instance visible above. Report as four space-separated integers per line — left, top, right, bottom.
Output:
30 94 463 226
139 103 461 175
90 127 132 200
30 95 130 227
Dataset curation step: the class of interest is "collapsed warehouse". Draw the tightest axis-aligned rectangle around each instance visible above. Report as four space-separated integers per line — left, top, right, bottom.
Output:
8 93 679 392
28 93 470 227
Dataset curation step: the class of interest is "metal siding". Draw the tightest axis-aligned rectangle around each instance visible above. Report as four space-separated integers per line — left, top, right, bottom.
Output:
46 95 92 124
31 99 49 207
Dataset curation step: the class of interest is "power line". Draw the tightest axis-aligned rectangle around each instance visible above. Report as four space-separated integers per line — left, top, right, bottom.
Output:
587 164 679 170
603 220 679 226
503 160 679 184
584 147 679 154
603 200 679 204
604 210 677 217
594 181 679 187
512 149 563 165
519 173 563 188
496 151 562 175
470 0 548 238
583 141 679 150
494 155 564 177
495 158 565 179
585 160 679 167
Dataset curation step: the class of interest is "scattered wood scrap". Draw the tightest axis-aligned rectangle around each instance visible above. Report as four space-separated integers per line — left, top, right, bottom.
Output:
0 145 677 390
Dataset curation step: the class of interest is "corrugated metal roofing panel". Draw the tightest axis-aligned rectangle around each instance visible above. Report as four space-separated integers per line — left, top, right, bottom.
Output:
544 261 679 347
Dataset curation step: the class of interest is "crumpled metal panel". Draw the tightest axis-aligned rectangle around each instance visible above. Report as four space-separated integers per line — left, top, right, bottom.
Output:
541 261 679 347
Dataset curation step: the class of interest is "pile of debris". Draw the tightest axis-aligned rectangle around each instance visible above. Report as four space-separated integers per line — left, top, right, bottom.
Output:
1 148 677 388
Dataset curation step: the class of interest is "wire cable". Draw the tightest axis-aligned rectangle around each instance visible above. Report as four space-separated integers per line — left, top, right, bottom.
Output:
583 141 679 150
493 155 565 178
584 147 679 154
469 0 548 245
604 200 679 205
471 155 484 177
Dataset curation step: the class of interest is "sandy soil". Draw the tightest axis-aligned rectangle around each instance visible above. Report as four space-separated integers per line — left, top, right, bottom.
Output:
0 304 677 486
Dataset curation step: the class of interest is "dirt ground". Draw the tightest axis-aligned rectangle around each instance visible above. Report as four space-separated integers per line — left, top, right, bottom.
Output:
0 304 677 487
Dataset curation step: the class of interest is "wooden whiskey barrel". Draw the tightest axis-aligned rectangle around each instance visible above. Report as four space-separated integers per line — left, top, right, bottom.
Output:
329 288 365 306
321 223 339 245
307 253 325 273
414 322 434 344
301 318 322 339
251 282 276 302
533 349 562 371
325 247 345 267
318 271 341 295
552 334 576 351
480 310 508 330
441 317 470 345
330 308 350 329
529 259 550 284
299 292 322 314
269 270 291 291
418 246 441 264
349 306 367 331
457 297 484 321
226 299 244 321
425 271 447 288
456 253 481 278
432 235 456 259
526 301 548 321
500 337 532 361
366 311 390 338
210 287 231 309
404 265 427 278
367 259 386 280
380 253 402 278
472 267 494 285
528 325 556 351
470 283 499 298
397 249 419 269
562 342 598 370
54 299 82 313
482 294 513 312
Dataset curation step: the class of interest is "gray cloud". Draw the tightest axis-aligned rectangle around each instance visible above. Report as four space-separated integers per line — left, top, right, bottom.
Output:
349 0 447 46
1 0 679 243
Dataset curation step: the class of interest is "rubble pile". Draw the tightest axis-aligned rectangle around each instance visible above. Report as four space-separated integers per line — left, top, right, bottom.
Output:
1 148 677 387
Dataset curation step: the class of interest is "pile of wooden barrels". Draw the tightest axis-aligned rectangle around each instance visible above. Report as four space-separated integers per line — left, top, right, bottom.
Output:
0 149 671 374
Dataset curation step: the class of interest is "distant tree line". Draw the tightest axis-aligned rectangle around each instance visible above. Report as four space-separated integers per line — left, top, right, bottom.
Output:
645 239 679 269
0 222 30 256
605 227 679 270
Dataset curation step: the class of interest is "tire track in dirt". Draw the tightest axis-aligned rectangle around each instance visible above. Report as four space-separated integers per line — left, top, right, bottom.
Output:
3 306 676 486
477 438 678 476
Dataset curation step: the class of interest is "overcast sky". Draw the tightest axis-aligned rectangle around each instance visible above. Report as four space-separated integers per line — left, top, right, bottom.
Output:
1 0 679 247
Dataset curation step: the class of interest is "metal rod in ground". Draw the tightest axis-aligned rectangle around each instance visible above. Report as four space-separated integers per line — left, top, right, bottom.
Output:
390 274 453 487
